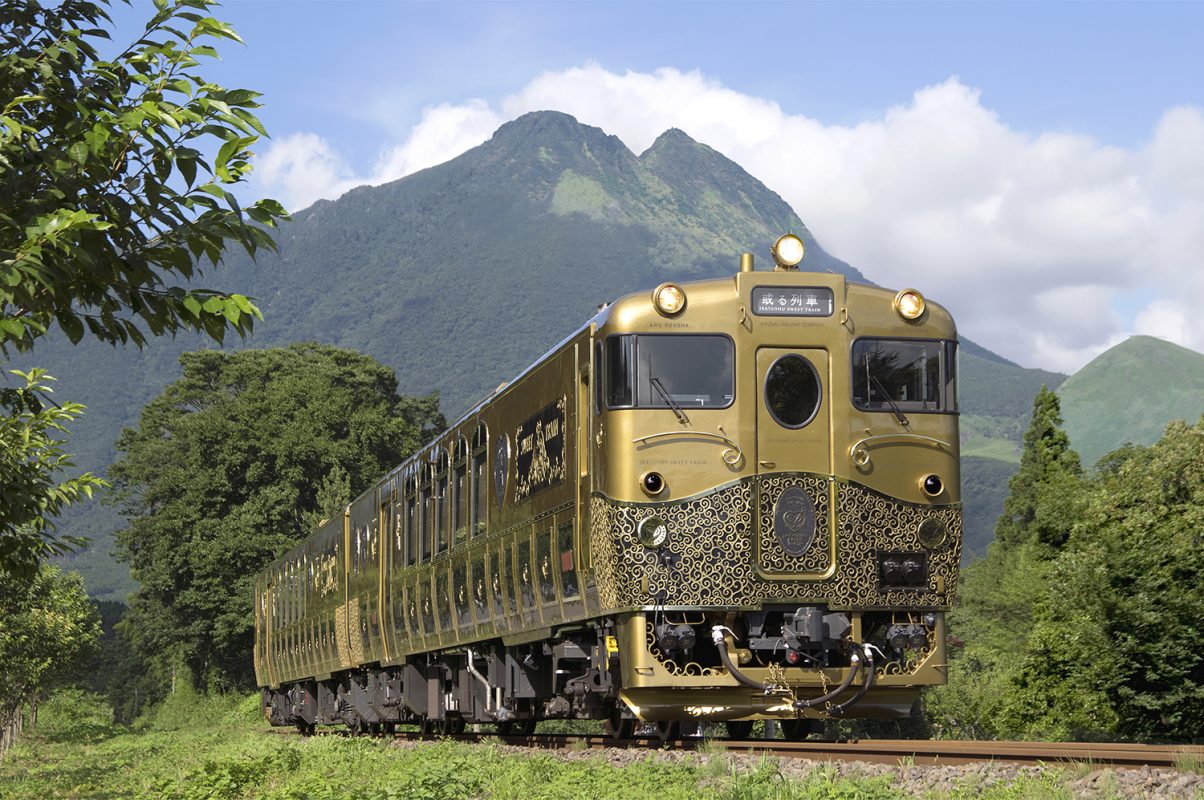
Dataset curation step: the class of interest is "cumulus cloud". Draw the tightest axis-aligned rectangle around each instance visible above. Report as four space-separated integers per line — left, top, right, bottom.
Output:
253 66 1204 372
256 102 502 211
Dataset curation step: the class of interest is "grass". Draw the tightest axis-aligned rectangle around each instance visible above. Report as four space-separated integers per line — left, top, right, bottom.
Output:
1173 748 1204 774
0 691 1169 800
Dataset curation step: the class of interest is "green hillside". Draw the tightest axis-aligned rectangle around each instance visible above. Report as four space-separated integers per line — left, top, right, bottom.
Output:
18 111 1054 596
1059 335 1204 467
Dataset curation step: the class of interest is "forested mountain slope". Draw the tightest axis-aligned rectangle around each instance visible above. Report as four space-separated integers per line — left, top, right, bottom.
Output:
1059 335 1204 467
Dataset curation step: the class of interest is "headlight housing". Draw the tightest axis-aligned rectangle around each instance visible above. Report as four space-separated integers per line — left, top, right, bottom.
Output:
771 233 805 268
652 283 686 316
893 288 926 320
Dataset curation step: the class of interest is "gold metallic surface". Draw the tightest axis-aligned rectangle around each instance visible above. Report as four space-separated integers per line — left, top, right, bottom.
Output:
255 243 964 719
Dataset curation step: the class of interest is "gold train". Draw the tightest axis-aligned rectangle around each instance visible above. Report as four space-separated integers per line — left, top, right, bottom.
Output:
255 234 962 739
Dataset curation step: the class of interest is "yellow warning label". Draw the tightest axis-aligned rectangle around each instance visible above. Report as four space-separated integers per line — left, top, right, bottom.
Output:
605 635 619 657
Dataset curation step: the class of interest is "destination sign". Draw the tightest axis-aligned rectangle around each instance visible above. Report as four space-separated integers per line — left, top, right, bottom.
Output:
751 286 834 317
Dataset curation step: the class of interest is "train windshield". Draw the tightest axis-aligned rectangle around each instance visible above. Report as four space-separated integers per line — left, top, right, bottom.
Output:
851 339 957 413
605 334 734 409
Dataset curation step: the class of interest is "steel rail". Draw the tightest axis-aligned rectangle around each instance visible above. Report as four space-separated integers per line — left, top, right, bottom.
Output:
377 731 1204 770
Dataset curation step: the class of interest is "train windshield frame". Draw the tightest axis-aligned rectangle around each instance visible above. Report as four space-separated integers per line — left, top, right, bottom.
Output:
851 338 958 414
604 334 735 410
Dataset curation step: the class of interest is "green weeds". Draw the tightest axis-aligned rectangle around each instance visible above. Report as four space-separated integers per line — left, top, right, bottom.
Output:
0 690 1155 800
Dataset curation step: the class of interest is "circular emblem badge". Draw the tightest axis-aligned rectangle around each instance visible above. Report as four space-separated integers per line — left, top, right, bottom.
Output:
493 433 510 509
773 486 817 556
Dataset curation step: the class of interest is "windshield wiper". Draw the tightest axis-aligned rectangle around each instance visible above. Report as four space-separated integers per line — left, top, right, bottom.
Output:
650 377 690 425
870 374 910 427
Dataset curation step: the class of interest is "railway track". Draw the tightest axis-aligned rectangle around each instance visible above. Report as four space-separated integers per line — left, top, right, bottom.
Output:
373 730 1204 770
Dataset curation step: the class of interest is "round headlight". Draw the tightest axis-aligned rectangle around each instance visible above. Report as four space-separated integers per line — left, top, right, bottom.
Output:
893 289 926 320
771 233 806 268
652 283 686 316
920 474 944 497
917 518 949 549
637 515 669 549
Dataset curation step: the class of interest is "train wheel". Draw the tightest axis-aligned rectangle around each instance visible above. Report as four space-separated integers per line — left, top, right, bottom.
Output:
496 721 514 736
383 722 396 735
295 722 315 736
654 721 679 744
724 720 754 740
419 718 436 736
780 719 818 741
604 707 634 740
510 718 536 735
447 717 466 735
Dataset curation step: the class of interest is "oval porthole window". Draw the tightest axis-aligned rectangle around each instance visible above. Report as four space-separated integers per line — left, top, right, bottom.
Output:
764 354 822 429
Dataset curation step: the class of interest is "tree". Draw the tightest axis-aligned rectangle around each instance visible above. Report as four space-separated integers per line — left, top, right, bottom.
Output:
0 368 106 580
1002 418 1204 741
110 344 443 689
994 385 1083 551
1 0 286 353
0 564 100 758
1 0 286 579
928 385 1085 738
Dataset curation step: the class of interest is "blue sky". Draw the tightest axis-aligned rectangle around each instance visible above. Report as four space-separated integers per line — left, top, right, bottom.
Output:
110 1 1204 372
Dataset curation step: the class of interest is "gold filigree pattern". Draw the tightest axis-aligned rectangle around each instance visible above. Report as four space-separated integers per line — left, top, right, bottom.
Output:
757 474 832 575
836 482 963 608
878 629 936 676
644 621 723 677
590 477 962 610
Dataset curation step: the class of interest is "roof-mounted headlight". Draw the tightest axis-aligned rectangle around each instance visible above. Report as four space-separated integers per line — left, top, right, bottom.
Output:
893 288 926 321
652 283 686 316
771 233 805 269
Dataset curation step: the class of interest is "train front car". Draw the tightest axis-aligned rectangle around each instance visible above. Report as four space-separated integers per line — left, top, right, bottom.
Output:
591 236 962 734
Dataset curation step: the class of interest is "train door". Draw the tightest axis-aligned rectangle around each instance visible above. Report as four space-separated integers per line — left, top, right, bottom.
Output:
754 348 835 578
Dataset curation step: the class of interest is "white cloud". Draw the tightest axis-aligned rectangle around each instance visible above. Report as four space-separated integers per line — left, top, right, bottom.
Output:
253 67 1204 372
255 103 502 211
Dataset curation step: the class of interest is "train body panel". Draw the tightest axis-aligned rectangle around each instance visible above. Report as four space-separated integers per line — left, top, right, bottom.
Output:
255 242 963 737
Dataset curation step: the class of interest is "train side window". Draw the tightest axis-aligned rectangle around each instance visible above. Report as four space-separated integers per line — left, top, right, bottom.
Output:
517 539 535 613
452 437 468 545
490 550 506 618
421 466 433 562
558 522 579 599
945 341 959 411
453 562 472 627
472 558 487 620
605 336 633 406
435 569 450 630
537 530 557 604
393 491 404 566
471 424 487 538
405 475 418 567
435 449 449 554
594 340 604 415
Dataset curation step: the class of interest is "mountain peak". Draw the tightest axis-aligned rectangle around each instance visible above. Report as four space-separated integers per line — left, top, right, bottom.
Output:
1059 334 1204 466
644 127 699 151
490 110 630 154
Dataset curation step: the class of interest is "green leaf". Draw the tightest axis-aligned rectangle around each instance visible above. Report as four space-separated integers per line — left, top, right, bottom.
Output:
59 313 84 344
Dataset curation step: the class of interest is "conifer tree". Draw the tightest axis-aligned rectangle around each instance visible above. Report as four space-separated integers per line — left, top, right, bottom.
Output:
994 386 1082 551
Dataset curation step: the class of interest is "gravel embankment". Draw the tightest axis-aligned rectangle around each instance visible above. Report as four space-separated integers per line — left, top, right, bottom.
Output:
480 741 1204 799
